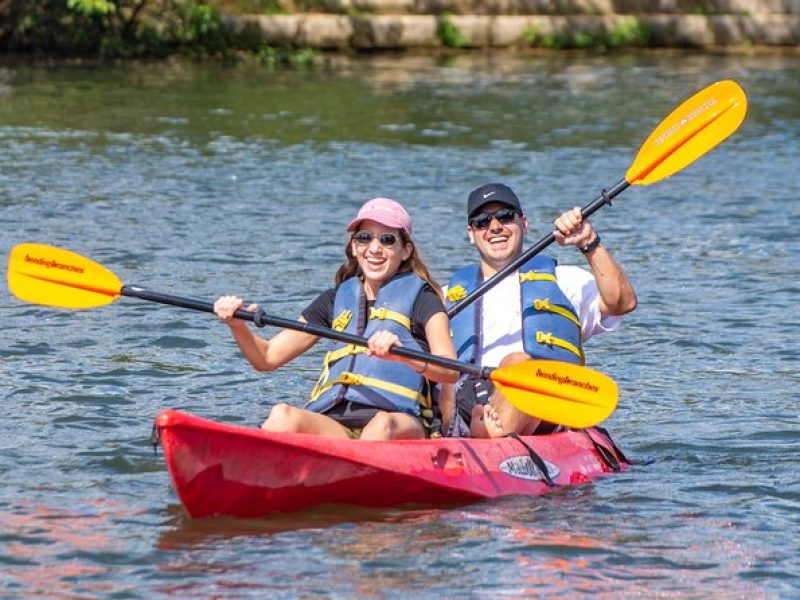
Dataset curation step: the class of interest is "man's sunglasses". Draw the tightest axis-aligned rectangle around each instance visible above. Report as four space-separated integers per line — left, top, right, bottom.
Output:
353 230 400 247
468 207 521 230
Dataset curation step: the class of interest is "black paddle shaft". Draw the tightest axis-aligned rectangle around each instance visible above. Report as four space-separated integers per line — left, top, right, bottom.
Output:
447 177 630 319
120 285 490 379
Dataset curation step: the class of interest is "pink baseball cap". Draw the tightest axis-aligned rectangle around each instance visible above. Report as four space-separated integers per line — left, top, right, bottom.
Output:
346 197 413 235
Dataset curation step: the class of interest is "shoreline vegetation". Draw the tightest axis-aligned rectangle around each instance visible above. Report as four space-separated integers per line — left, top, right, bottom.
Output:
2 1 799 66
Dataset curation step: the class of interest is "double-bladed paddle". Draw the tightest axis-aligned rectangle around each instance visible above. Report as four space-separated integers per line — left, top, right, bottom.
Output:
7 243 617 429
448 79 748 318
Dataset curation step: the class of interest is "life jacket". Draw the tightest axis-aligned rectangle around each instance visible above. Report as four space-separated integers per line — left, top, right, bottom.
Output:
446 256 584 365
307 273 433 425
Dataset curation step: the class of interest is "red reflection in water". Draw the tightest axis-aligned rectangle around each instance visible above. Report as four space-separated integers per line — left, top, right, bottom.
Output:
414 506 770 596
0 498 137 596
498 516 766 596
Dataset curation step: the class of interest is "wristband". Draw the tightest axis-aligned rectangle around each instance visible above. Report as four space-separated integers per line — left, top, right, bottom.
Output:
579 235 601 254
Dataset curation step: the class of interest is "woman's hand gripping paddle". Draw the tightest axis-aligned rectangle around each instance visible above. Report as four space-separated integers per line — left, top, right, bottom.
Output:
7 243 617 429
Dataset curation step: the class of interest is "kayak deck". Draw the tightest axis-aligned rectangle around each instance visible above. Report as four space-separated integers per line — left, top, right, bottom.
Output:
154 409 628 519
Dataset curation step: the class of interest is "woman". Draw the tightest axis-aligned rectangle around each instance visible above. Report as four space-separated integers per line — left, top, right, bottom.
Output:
214 197 458 440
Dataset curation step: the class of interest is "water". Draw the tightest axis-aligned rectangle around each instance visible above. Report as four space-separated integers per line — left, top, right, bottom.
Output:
1 51 799 596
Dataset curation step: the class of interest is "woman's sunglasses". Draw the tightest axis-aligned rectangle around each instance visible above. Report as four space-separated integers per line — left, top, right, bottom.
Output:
353 230 399 247
468 207 521 230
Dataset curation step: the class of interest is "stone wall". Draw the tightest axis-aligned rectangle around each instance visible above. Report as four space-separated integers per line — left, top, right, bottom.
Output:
227 0 800 49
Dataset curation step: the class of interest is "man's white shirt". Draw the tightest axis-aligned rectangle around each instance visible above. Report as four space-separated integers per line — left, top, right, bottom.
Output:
475 265 622 368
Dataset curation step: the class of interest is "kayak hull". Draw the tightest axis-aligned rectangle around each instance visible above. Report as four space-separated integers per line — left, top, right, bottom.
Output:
154 409 628 519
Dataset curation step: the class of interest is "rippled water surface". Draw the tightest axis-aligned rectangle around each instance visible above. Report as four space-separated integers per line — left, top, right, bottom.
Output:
1 51 799 597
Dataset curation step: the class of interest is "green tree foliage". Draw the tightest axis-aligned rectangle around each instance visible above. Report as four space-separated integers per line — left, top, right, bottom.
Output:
0 0 239 57
521 16 650 50
437 13 467 49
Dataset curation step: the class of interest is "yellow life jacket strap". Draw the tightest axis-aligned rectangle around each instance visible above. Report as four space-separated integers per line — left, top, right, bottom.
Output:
326 344 367 365
311 345 367 399
533 297 582 329
535 330 585 365
309 371 426 404
519 271 557 284
419 387 434 426
369 306 412 330
311 353 331 400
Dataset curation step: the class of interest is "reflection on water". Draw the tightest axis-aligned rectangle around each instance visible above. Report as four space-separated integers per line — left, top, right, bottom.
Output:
152 492 774 596
0 499 138 596
1 52 797 150
154 503 450 549
1 51 799 596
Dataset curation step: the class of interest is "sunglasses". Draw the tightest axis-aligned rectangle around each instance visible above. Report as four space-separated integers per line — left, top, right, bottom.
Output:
468 207 521 230
353 230 400 247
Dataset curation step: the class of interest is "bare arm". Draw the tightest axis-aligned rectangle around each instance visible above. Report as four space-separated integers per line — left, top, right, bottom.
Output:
553 207 637 317
418 311 459 383
214 295 319 371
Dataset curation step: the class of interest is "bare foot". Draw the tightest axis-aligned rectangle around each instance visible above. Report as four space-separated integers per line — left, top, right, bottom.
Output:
482 404 505 438
469 404 488 438
469 403 506 438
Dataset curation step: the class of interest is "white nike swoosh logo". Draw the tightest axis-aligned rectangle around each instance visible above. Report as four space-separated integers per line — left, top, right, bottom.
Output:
483 191 496 199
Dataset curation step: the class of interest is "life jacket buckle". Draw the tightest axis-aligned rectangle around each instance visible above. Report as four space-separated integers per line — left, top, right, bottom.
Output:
536 331 553 346
340 372 364 386
332 309 352 331
447 285 466 302
533 298 551 311
370 306 388 320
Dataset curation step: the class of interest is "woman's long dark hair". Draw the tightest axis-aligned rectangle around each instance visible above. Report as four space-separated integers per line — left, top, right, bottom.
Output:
334 230 443 302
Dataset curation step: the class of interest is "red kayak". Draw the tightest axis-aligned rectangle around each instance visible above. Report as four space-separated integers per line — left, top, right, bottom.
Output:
154 409 630 519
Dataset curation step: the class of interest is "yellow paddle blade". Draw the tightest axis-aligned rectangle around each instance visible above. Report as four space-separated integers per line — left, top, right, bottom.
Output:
7 243 123 309
626 80 747 186
490 360 618 429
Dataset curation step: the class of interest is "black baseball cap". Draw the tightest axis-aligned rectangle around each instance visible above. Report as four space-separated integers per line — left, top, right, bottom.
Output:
467 183 523 219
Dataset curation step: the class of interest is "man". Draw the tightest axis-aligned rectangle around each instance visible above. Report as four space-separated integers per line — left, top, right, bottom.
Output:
441 183 637 438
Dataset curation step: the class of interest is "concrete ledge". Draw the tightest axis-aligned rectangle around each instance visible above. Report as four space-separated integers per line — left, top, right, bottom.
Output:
351 15 440 48
233 12 800 48
646 13 800 45
257 0 800 15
